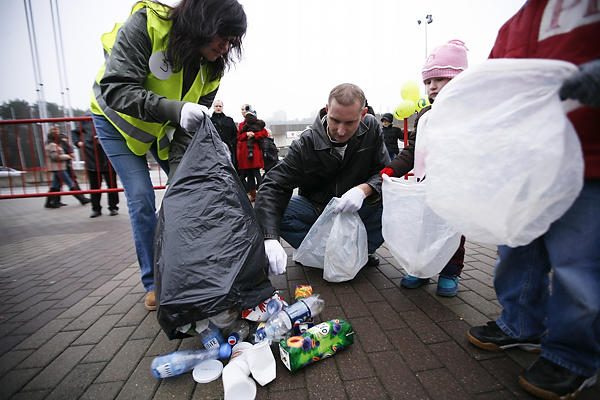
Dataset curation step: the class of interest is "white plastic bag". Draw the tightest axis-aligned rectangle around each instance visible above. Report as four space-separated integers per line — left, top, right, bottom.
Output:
293 198 368 282
420 59 583 246
382 175 461 278
324 207 368 282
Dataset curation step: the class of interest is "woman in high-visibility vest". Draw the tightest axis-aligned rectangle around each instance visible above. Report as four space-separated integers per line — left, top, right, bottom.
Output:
91 0 247 311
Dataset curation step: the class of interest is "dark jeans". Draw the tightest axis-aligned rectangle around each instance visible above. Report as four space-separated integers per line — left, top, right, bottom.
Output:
87 169 119 212
495 180 600 377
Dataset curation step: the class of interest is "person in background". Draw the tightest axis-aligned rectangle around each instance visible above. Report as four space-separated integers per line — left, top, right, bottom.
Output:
380 113 403 159
72 121 120 218
44 127 91 209
467 2 600 399
55 132 90 207
237 106 268 202
210 99 238 169
255 83 389 275
261 129 279 175
381 40 469 297
90 0 247 311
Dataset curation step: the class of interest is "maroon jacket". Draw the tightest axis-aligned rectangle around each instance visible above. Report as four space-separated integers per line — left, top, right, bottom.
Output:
489 0 600 178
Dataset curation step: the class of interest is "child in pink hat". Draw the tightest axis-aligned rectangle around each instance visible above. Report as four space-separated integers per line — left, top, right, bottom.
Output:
381 39 469 297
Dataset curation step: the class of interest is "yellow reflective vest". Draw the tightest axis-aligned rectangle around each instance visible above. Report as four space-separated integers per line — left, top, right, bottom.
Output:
90 0 220 159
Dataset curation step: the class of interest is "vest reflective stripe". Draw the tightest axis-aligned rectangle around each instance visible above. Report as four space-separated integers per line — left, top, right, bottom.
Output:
93 82 156 144
158 135 170 152
90 0 220 159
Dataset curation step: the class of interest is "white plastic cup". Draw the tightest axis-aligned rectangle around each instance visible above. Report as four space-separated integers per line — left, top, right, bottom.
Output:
247 340 276 386
223 342 256 400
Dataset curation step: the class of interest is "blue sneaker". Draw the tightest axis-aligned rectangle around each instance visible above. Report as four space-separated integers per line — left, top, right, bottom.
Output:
436 276 459 297
400 275 429 289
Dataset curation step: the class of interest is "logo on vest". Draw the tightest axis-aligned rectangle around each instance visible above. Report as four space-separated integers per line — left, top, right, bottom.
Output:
149 51 172 80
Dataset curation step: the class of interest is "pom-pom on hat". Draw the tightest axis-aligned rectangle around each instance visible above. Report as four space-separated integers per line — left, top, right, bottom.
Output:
422 39 468 81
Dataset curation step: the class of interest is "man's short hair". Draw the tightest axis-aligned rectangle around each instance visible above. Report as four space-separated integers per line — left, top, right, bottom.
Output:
328 83 366 109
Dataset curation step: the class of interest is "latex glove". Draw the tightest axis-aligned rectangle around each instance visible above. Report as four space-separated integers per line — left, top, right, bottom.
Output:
559 59 600 107
335 186 366 213
179 103 209 132
380 167 394 177
264 239 287 275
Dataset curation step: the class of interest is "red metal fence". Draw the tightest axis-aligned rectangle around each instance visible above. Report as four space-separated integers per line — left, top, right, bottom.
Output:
0 116 167 199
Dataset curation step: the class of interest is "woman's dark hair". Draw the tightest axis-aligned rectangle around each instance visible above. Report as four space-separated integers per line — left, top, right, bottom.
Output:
153 0 247 81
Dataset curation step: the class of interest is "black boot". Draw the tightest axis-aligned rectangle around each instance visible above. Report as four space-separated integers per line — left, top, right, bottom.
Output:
55 194 67 207
71 185 91 205
74 193 91 205
44 189 60 209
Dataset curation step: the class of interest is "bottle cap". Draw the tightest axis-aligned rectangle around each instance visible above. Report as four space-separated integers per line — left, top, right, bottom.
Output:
192 359 223 383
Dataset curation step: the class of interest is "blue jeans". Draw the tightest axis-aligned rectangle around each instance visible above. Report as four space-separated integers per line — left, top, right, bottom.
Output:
50 170 74 190
92 115 169 292
495 180 600 377
280 195 384 254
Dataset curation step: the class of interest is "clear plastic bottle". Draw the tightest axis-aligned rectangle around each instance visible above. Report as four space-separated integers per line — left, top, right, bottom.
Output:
256 295 324 342
151 343 231 379
196 319 225 350
266 296 286 317
224 320 250 346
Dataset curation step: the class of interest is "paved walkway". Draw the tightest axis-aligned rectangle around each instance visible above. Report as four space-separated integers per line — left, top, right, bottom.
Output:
0 196 598 399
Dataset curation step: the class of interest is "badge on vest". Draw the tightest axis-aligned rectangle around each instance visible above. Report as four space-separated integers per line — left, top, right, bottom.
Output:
149 51 173 80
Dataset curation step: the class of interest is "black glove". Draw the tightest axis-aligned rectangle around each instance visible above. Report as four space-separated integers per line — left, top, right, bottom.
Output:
559 59 600 107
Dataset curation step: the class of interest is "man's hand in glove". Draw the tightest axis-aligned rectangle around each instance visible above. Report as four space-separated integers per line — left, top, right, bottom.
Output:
335 186 367 213
264 239 287 275
179 103 209 132
559 59 600 108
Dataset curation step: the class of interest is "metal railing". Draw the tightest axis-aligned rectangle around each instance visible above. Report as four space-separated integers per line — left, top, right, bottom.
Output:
0 116 167 199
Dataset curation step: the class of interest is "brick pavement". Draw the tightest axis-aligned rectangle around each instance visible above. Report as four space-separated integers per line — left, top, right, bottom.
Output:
0 196 598 399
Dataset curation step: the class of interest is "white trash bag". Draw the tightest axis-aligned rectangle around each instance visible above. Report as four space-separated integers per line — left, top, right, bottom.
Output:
420 59 583 246
382 175 461 278
293 198 368 282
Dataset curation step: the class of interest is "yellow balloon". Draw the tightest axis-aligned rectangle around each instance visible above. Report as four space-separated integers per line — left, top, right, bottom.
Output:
401 81 420 103
393 100 416 120
415 97 430 112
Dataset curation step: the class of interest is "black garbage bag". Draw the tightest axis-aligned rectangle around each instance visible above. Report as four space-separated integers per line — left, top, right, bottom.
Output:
155 118 275 339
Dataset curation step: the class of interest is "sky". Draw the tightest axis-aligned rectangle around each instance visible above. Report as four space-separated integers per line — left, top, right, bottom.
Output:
0 0 526 122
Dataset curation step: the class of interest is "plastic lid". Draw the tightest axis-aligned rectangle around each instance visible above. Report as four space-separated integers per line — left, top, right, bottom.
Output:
192 359 223 383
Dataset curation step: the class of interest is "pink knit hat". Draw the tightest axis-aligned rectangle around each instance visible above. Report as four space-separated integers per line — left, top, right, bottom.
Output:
422 39 468 81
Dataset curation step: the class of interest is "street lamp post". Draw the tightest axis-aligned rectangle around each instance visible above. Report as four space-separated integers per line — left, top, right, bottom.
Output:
417 14 433 59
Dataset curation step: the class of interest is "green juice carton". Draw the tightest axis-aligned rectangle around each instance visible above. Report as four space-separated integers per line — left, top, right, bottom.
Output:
278 319 354 372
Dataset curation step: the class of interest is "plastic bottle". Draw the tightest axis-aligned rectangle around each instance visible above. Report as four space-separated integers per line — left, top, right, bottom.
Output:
151 343 231 379
196 319 225 350
256 295 325 342
266 296 286 317
225 320 250 346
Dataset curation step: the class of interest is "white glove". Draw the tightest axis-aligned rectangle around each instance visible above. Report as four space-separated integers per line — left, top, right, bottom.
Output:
179 103 209 132
335 186 366 213
264 239 287 275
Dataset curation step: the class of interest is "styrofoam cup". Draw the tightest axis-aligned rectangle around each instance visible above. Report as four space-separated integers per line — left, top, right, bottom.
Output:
222 361 256 400
247 340 276 386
